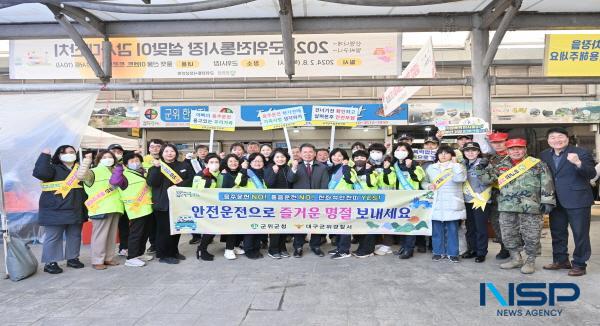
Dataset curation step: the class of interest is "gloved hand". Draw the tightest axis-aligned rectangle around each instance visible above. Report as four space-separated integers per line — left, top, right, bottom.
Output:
540 203 555 215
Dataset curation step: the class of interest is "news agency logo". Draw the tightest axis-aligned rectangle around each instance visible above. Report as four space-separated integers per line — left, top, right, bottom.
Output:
480 282 580 317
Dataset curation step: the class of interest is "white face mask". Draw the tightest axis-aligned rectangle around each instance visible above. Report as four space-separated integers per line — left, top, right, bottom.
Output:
394 151 408 160
127 162 141 170
208 163 220 172
370 152 383 161
60 153 77 163
100 158 114 167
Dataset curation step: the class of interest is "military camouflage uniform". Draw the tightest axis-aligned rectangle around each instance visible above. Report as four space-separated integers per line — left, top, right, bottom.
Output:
488 153 506 246
479 155 555 263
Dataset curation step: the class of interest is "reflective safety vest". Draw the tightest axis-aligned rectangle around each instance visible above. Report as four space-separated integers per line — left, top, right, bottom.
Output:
83 166 124 216
119 168 153 219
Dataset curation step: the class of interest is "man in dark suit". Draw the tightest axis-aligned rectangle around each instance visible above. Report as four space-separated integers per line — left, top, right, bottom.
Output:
287 143 330 258
540 127 596 276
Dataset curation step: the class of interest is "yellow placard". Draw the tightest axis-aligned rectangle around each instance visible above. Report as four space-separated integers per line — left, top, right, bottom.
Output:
544 34 600 77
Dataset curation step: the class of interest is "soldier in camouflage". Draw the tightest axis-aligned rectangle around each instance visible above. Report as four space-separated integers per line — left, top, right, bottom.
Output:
478 138 555 274
486 132 510 259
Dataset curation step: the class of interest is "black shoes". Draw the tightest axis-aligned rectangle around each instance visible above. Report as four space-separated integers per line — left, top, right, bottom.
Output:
475 256 486 263
311 247 325 257
159 257 180 264
247 252 264 260
496 248 510 260
432 255 443 262
449 256 460 263
44 262 63 274
293 248 303 258
66 258 84 269
400 250 414 260
416 246 427 253
461 251 477 259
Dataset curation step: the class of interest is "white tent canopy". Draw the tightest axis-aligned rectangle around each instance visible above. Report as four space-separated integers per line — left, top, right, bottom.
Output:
81 126 140 151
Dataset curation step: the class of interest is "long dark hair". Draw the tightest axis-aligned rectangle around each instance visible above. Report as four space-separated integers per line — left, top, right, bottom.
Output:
51 145 78 165
329 148 349 163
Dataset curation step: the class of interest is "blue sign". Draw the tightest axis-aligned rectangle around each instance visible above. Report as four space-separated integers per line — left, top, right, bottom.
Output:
240 103 408 124
159 105 208 123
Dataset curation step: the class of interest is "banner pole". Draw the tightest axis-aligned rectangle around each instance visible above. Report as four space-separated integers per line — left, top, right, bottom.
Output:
329 126 336 151
209 129 215 153
283 127 292 150
0 161 9 278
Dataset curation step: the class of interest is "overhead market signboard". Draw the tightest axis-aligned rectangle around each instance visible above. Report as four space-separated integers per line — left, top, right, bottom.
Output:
543 34 600 77
138 103 408 128
10 33 399 79
492 101 600 124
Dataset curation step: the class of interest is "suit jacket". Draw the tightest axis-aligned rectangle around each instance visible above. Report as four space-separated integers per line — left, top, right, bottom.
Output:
286 161 330 189
540 145 596 209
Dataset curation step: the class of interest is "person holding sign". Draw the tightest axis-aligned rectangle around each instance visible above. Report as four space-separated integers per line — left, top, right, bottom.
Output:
220 154 246 260
33 146 86 274
109 153 154 267
236 153 269 259
77 151 124 270
379 143 426 260
147 144 195 264
287 143 330 258
327 148 357 260
185 144 209 245
354 143 388 258
460 142 493 263
477 139 555 274
421 145 467 263
192 153 224 262
264 148 293 259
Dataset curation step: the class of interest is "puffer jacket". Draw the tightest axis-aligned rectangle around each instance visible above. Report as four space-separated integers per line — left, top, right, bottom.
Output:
422 162 467 221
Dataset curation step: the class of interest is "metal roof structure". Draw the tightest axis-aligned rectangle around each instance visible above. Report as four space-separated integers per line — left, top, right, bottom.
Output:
0 0 599 122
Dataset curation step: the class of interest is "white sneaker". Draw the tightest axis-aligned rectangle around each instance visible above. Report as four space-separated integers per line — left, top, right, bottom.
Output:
125 258 145 267
233 247 245 255
224 250 237 260
139 254 154 262
118 249 128 257
374 245 392 256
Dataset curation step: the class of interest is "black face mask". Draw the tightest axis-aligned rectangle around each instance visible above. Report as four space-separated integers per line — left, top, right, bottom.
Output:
354 160 367 168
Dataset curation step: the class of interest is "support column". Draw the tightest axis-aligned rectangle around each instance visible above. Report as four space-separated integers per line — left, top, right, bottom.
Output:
470 16 490 123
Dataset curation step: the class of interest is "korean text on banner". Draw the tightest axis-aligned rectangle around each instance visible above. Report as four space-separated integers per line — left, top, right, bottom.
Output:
436 117 489 136
382 37 436 116
543 34 600 77
258 106 306 130
311 105 360 127
168 187 434 235
413 149 437 162
190 110 236 131
10 34 399 79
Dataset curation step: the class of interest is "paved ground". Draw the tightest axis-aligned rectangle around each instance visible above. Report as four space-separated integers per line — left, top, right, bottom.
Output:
1 208 600 326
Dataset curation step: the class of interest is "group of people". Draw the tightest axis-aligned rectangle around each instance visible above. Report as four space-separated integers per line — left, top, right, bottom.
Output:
33 127 597 276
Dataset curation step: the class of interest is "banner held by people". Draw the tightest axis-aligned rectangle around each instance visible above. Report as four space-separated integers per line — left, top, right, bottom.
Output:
168 187 435 236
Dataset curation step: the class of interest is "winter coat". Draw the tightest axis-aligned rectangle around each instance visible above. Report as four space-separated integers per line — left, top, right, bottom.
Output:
32 153 86 226
422 162 467 221
146 160 194 212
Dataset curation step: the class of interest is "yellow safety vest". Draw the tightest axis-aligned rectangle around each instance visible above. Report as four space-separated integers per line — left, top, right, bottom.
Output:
83 166 124 216
119 168 153 219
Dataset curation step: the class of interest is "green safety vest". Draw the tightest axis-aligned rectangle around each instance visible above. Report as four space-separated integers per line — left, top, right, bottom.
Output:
192 172 223 189
119 168 153 219
84 166 124 216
